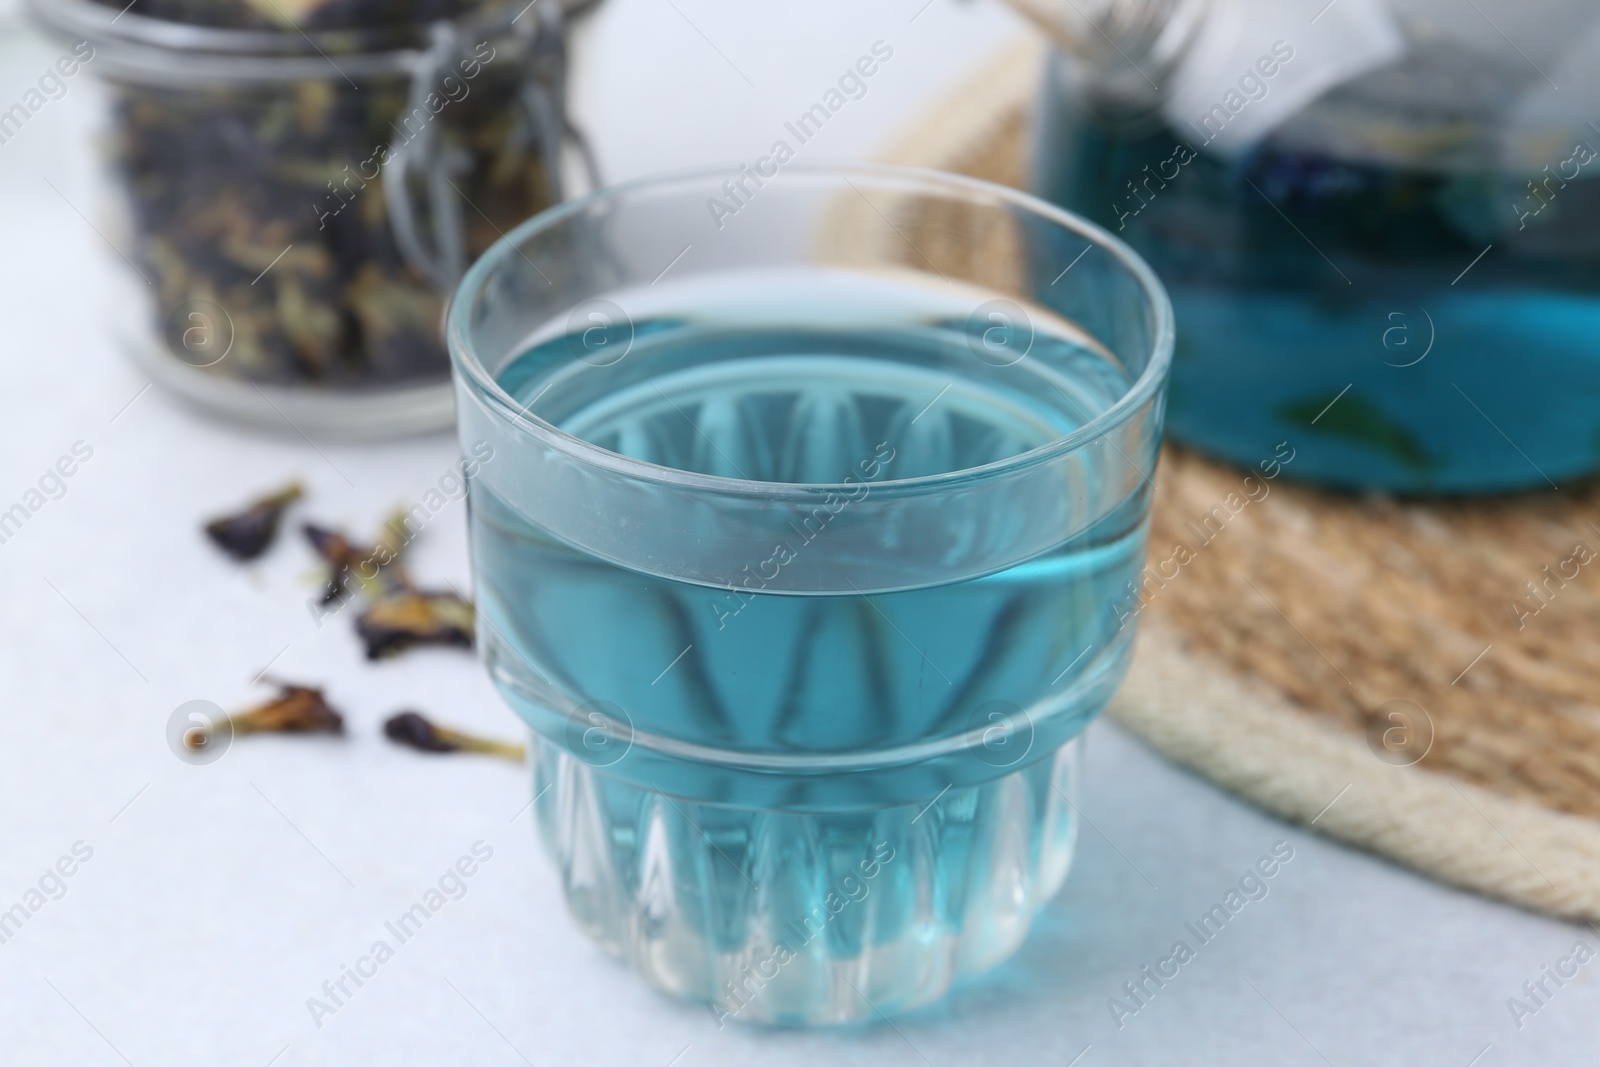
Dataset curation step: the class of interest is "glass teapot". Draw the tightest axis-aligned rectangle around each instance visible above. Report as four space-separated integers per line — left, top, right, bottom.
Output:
1020 0 1600 493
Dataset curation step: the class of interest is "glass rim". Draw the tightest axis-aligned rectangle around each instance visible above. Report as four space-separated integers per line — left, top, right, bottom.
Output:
448 161 1175 499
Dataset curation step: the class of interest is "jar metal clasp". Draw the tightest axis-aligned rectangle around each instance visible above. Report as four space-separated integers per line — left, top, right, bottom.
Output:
385 7 600 291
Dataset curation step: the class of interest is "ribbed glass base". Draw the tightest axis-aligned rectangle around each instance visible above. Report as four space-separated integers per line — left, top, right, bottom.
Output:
530 738 1080 1026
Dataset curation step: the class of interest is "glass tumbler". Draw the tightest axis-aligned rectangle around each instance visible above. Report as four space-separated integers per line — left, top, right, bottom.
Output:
449 164 1173 1024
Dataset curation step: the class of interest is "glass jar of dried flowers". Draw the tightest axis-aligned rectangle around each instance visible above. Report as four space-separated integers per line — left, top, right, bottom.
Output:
31 0 599 437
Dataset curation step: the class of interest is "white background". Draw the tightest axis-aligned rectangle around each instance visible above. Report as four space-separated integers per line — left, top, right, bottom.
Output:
0 1 1595 1065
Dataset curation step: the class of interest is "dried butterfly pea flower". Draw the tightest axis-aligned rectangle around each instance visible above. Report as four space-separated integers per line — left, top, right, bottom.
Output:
303 523 363 603
184 680 345 751
382 710 524 760
205 481 304 561
302 509 474 658
303 509 409 603
356 590 475 659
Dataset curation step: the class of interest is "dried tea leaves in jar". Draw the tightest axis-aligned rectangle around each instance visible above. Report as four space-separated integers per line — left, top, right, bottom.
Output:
46 0 578 436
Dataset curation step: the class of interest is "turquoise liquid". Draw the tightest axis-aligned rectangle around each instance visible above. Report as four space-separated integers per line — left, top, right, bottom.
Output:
1033 63 1600 493
470 308 1149 1022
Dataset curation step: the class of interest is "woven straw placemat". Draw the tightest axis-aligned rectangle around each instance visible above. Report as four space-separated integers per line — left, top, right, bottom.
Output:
878 37 1600 922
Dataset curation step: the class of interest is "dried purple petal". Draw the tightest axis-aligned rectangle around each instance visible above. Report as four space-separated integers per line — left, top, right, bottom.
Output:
303 514 408 603
382 710 524 760
232 681 345 737
355 590 474 660
204 482 303 561
186 680 344 750
383 710 457 752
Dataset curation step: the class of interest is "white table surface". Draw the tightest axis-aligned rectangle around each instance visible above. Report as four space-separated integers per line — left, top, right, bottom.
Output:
0 3 1595 1065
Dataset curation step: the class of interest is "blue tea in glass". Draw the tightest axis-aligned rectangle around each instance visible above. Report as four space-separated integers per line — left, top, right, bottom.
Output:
450 165 1172 1024
1028 2 1600 493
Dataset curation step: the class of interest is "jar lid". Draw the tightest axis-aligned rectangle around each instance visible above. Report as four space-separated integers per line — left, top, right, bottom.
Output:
30 0 596 82
81 0 593 32
95 1 467 32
